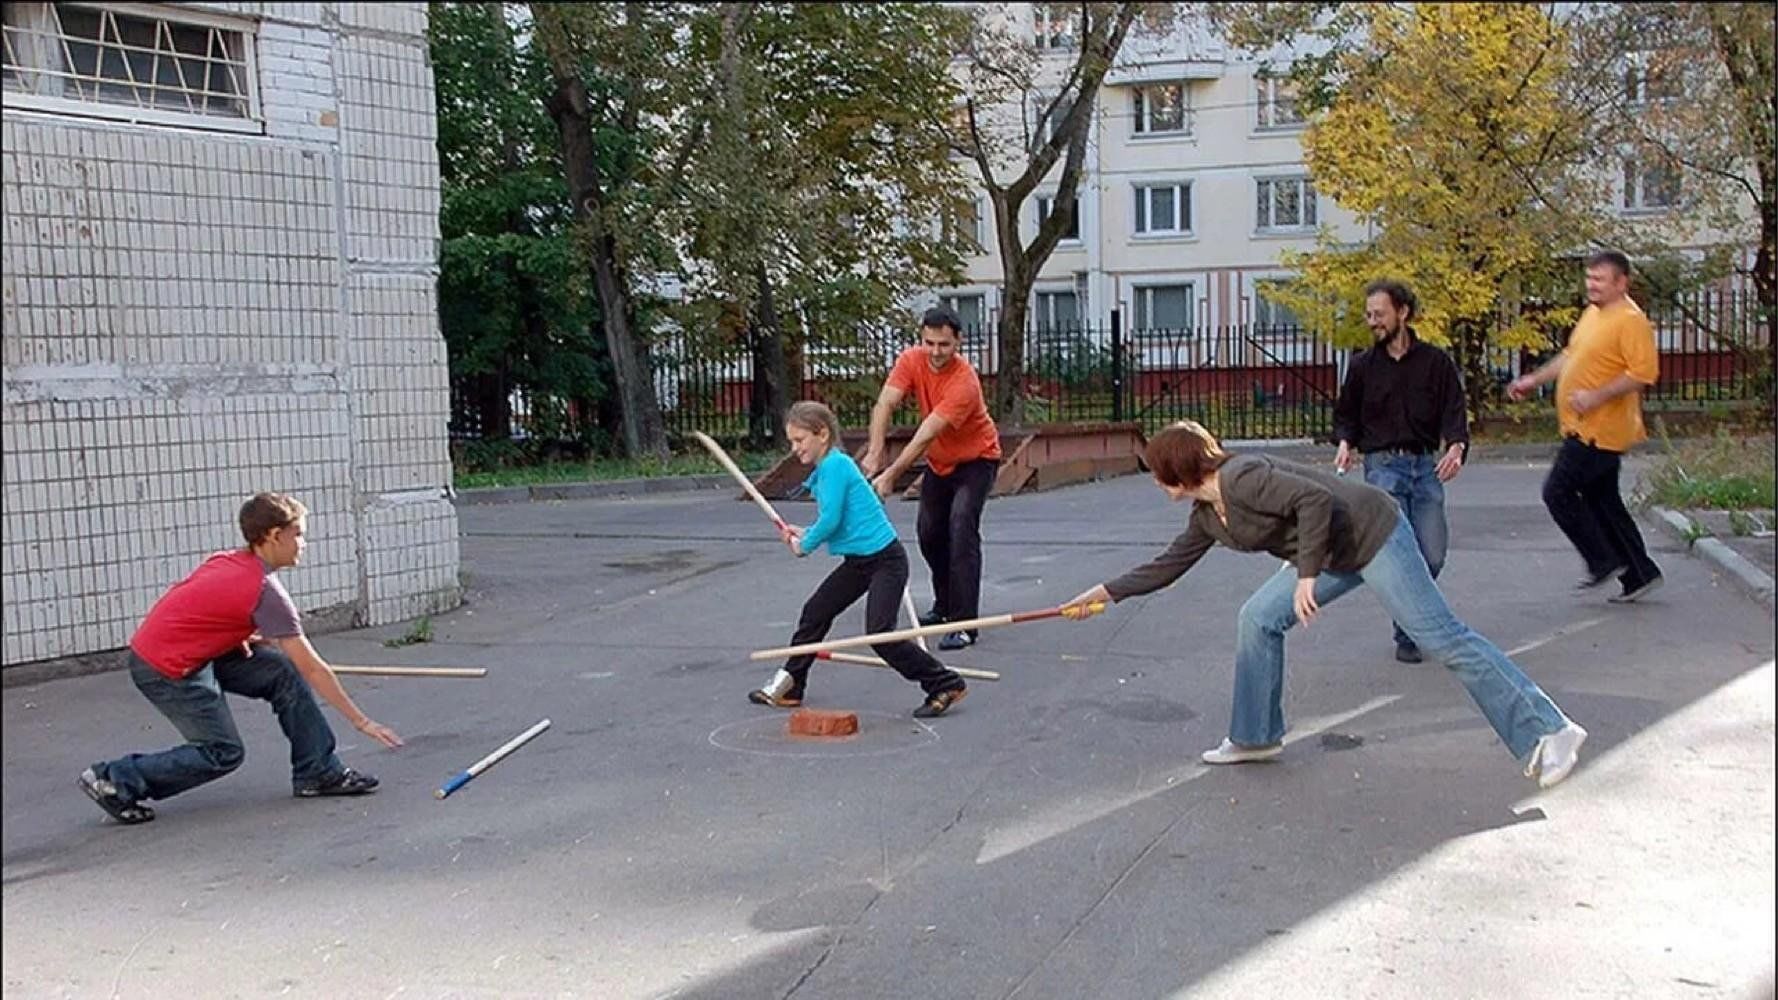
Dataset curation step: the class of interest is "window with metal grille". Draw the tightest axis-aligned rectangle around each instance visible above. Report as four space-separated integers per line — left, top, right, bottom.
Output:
3 2 260 131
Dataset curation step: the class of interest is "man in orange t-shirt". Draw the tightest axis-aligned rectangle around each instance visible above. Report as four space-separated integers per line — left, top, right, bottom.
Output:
861 306 1002 650
1508 249 1663 602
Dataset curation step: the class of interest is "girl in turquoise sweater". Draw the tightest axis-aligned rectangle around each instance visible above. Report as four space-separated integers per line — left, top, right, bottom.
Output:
751 402 968 717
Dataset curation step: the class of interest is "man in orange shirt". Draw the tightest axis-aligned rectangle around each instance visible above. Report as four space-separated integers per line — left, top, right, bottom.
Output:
1508 250 1664 602
862 306 1002 650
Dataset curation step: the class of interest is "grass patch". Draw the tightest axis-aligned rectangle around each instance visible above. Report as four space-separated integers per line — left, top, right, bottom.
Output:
383 616 433 648
453 449 780 490
1636 424 1776 512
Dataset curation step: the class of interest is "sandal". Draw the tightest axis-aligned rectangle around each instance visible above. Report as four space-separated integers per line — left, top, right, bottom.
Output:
79 768 154 825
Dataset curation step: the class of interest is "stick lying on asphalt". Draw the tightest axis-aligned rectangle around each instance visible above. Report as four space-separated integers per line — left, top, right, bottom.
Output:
332 665 487 678
436 719 551 799
816 650 1000 682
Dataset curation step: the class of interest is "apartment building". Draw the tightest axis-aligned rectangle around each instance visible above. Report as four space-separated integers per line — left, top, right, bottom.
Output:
937 3 1756 348
939 6 1364 346
2 2 460 671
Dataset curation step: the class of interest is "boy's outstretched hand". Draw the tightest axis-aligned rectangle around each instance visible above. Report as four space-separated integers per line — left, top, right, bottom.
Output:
355 717 404 749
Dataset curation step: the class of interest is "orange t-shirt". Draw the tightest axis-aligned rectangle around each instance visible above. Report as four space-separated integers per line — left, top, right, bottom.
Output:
1555 299 1660 452
886 347 1002 476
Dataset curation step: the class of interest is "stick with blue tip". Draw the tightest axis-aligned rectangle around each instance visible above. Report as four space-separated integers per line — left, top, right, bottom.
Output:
435 719 551 799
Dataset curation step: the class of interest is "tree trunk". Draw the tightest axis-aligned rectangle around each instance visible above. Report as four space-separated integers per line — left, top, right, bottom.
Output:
994 257 1034 426
473 369 511 441
748 263 790 449
542 65 669 459
1451 317 1496 422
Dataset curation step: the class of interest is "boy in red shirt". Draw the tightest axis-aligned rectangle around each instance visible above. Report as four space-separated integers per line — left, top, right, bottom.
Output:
862 306 1002 651
79 493 403 825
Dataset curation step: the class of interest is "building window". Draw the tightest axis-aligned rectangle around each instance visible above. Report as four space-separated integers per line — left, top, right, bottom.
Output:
1134 284 1192 331
941 293 986 334
1256 177 1318 231
2 2 261 132
1035 290 1080 332
1132 83 1189 136
1031 92 1076 149
946 196 986 252
1624 51 1681 106
1036 194 1080 242
1256 72 1302 130
1133 182 1191 236
1622 155 1680 211
1253 280 1304 330
1033 4 1076 50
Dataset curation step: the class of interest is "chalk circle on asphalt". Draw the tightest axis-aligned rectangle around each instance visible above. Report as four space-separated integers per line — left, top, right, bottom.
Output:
707 711 940 759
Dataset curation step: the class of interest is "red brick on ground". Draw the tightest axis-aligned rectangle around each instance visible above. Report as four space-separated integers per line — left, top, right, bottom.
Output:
788 708 859 738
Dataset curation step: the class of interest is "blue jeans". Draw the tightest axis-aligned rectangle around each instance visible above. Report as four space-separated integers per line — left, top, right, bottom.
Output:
1363 452 1448 648
1230 515 1568 761
98 647 343 803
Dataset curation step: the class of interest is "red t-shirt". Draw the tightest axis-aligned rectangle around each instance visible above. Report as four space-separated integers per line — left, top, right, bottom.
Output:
130 550 304 679
885 347 1002 476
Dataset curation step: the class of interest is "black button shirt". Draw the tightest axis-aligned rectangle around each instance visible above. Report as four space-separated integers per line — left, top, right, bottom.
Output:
1333 332 1470 455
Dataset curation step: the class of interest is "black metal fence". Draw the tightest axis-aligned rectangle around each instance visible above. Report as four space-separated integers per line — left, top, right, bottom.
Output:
453 290 1769 446
649 317 1348 442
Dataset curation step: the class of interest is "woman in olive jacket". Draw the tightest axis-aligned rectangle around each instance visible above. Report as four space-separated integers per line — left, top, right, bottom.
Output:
1064 421 1587 788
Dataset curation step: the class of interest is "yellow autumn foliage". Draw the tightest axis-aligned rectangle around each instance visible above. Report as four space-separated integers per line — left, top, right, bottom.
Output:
1266 3 1599 367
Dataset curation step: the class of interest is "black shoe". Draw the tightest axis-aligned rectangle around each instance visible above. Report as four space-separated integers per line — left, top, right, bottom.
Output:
937 630 977 651
1608 574 1664 604
79 767 154 825
913 686 968 718
1575 564 1626 590
1394 642 1424 664
917 607 946 627
294 767 379 798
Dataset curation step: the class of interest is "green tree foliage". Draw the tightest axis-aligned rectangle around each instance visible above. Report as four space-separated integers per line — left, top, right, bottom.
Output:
679 3 974 446
429 3 607 448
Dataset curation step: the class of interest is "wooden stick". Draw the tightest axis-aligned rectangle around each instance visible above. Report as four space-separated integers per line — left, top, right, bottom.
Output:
332 665 487 678
900 586 928 651
750 603 1104 661
436 719 551 799
816 650 1000 682
692 430 787 530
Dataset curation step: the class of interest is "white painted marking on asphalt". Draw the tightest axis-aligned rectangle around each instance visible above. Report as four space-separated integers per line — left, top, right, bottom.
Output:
1507 616 1607 657
976 695 1400 865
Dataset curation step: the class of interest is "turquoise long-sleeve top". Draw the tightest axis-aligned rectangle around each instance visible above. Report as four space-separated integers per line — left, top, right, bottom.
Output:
797 449 898 557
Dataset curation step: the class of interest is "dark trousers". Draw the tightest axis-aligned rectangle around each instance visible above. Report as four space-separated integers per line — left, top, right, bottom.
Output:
783 541 963 696
100 647 343 803
1542 436 1662 587
916 458 997 627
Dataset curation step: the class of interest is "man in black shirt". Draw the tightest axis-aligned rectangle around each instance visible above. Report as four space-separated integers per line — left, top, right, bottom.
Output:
1333 280 1470 663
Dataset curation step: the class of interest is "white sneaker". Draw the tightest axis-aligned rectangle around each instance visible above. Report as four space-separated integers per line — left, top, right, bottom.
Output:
747 669 802 708
1524 722 1588 788
1201 738 1283 765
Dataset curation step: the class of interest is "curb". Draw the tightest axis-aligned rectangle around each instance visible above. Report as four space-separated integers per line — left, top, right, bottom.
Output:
1649 507 1776 613
451 442 1590 509
453 474 734 506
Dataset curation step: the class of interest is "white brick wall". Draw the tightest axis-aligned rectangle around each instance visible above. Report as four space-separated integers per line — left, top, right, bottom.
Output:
1 2 458 670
